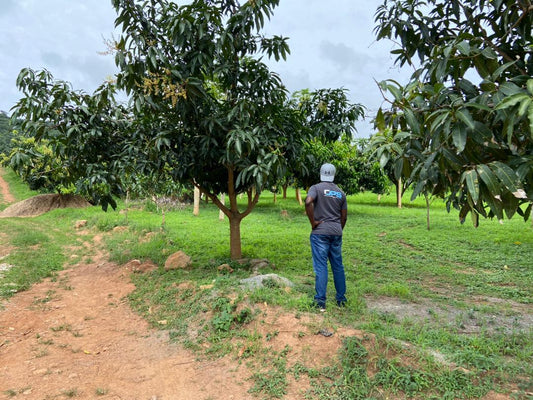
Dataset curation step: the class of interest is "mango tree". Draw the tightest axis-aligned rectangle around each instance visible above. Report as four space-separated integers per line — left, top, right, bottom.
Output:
11 69 131 210
111 0 368 258
373 0 533 224
110 0 304 259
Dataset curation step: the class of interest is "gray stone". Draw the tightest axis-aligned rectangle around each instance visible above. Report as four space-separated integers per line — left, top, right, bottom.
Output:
240 274 294 290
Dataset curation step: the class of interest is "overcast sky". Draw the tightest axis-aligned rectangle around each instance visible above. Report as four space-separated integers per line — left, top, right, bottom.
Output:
0 0 412 137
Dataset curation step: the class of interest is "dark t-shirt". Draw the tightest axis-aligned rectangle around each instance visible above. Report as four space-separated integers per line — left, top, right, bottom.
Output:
306 182 347 236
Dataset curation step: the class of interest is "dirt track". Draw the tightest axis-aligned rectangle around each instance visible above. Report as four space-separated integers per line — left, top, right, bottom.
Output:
0 171 15 204
0 235 263 400
0 233 353 399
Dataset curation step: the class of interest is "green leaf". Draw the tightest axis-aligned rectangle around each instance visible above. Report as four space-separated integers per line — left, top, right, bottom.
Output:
481 47 497 60
458 79 477 96
471 210 479 228
479 80 497 93
386 83 402 102
459 203 470 224
498 81 522 96
483 189 504 220
404 109 420 135
456 40 470 55
442 148 464 169
455 108 475 130
524 203 532 222
375 108 386 132
452 125 467 152
529 103 533 138
470 121 493 145
411 179 426 201
502 192 519 219
477 164 501 195
490 161 519 193
494 93 530 110
429 109 450 133
235 137 242 156
393 158 404 181
474 56 490 78
435 59 447 80
517 97 531 117
463 169 479 205
527 79 533 95
379 152 389 169
491 61 517 82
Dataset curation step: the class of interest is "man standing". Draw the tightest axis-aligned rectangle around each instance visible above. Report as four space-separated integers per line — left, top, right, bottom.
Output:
305 163 348 311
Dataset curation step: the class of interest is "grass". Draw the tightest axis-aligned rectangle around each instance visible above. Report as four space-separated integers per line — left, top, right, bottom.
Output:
1 167 532 399
0 211 89 297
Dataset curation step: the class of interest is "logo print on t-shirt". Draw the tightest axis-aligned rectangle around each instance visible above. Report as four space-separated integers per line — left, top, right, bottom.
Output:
323 189 342 199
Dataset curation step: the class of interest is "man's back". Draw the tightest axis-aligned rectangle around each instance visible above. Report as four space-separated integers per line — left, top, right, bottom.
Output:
307 181 347 236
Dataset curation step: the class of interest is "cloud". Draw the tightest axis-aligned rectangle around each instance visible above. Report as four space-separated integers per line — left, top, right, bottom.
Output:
319 41 359 72
0 0 412 137
0 1 119 113
0 0 16 16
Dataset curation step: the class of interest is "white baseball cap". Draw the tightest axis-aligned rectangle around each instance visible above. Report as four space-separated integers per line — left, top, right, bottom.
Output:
320 163 336 182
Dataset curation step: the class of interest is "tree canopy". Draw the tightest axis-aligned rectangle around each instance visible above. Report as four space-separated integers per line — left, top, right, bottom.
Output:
0 111 15 157
10 0 364 259
372 0 533 224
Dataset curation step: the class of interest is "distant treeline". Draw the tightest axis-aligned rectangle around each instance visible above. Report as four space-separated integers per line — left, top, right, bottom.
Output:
0 111 15 156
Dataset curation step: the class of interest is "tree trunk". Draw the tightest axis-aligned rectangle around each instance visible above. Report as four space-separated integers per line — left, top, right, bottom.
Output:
282 184 288 199
425 193 430 231
296 187 303 206
219 193 225 221
273 191 277 204
193 186 200 216
125 188 130 224
196 167 260 260
228 213 242 260
396 178 403 209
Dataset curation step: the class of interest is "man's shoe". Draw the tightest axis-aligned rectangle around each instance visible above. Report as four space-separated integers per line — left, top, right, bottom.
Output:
311 301 326 312
336 300 347 308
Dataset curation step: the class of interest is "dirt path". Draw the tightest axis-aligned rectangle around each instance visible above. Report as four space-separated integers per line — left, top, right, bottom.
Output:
0 232 356 400
0 168 16 205
0 240 254 399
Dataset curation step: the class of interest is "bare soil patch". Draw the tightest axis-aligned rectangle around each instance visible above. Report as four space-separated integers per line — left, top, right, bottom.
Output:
366 295 533 335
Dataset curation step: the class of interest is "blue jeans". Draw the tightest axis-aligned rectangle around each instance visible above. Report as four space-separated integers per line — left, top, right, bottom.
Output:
310 234 347 307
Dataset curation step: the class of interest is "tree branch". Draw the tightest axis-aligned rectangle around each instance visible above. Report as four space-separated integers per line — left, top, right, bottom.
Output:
241 186 260 219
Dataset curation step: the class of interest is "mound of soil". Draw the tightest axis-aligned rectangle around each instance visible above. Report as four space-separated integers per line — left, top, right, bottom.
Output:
0 194 91 218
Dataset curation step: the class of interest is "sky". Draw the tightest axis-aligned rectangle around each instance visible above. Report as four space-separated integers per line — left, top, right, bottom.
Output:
0 0 412 137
